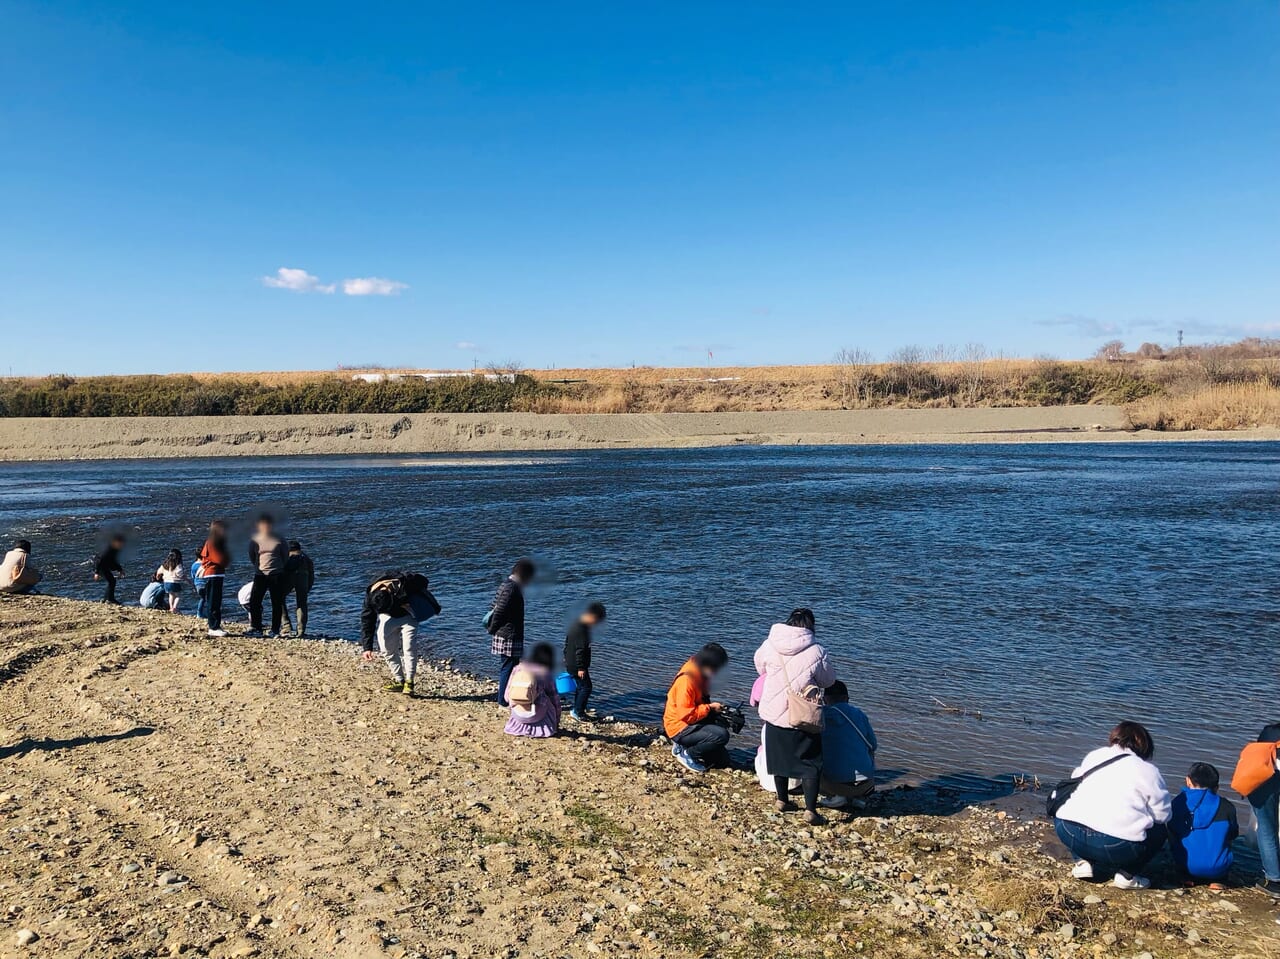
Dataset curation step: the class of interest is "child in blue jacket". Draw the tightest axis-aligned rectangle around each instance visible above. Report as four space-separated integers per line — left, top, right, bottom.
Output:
1169 762 1239 885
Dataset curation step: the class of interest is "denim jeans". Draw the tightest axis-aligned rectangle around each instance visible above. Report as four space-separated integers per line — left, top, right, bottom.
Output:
1054 818 1167 876
1249 776 1280 882
205 577 224 630
573 672 593 714
674 720 731 766
496 654 521 705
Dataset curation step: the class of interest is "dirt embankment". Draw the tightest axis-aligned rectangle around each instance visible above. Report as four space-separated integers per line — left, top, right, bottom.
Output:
0 596 1275 958
1 408 1277 461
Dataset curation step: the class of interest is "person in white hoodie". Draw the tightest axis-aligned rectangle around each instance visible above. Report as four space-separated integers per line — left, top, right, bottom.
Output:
754 608 836 826
1053 721 1172 890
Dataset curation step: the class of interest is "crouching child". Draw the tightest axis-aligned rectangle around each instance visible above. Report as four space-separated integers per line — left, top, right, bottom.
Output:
1169 762 1238 886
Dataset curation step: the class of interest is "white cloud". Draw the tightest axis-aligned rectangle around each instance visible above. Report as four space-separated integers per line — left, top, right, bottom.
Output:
1034 314 1119 338
262 267 334 294
342 276 408 296
455 341 478 350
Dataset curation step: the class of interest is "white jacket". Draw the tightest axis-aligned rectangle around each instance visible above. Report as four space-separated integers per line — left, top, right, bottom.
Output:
1055 745 1172 842
753 623 835 729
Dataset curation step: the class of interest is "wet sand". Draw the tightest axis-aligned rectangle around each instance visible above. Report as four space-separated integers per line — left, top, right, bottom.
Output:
1 407 1277 461
0 595 1275 958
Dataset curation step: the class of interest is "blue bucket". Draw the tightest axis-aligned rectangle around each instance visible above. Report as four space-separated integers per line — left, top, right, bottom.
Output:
555 672 578 696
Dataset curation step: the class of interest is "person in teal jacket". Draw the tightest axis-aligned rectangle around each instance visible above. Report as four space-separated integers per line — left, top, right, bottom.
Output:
1169 762 1239 885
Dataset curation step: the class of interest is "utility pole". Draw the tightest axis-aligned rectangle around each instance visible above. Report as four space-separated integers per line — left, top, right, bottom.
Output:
1177 330 1184 348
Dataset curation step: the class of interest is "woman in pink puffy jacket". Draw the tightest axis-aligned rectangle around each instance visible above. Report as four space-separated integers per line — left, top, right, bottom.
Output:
754 607 836 825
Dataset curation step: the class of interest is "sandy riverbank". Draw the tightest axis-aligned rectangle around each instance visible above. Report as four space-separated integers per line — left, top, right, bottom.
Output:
1 408 1278 461
0 596 1275 958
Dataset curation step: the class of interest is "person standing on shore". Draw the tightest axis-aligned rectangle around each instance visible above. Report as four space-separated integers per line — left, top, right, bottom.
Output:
754 608 836 826
93 533 126 604
359 571 440 696
1230 722 1280 898
155 549 186 612
563 602 605 722
0 540 41 594
197 520 230 636
285 540 315 637
486 559 535 706
247 514 288 637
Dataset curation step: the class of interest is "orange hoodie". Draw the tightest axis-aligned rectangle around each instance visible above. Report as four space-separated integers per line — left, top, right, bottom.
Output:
664 658 712 738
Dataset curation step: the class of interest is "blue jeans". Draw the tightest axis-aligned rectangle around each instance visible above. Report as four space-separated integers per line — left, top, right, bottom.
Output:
674 721 731 766
573 672 593 715
1249 776 1280 882
496 654 521 705
1054 818 1167 877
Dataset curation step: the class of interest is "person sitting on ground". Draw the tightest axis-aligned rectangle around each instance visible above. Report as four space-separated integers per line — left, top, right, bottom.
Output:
663 642 732 774
1168 762 1238 887
1053 720 1172 890
285 540 315 637
0 539 41 595
156 549 186 613
504 642 562 738
486 559 535 706
754 607 836 826
1230 722 1280 898
818 680 877 809
139 574 168 610
359 571 441 696
93 533 126 604
563 601 606 722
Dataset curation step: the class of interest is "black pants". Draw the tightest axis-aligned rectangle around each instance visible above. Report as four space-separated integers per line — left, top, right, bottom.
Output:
673 721 731 766
205 577 224 630
573 672 593 714
101 571 117 603
249 571 287 633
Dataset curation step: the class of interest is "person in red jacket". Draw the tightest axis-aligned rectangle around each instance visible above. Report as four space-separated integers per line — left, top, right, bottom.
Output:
196 520 230 637
663 643 730 773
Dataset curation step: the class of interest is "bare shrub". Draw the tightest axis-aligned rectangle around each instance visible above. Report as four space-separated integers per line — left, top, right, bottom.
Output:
834 348 875 407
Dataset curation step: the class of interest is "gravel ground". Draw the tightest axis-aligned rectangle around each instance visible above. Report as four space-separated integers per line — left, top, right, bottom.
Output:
1 595 1276 958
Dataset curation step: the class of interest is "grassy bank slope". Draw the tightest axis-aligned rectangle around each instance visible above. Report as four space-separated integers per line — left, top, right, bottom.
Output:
0 596 1275 958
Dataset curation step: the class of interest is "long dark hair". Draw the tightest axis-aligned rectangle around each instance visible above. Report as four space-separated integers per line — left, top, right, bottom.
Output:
207 520 228 551
162 549 183 571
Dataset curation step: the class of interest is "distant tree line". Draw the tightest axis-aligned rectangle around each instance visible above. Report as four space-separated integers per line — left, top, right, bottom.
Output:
0 374 558 417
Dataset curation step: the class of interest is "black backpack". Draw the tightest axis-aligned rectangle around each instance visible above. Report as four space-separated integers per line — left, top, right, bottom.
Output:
368 577 409 615
1045 754 1128 819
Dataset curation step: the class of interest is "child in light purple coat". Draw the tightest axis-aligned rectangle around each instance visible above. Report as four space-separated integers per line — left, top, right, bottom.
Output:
504 643 562 739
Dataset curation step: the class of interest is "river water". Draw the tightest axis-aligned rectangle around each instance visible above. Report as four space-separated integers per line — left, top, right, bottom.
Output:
1 442 1275 791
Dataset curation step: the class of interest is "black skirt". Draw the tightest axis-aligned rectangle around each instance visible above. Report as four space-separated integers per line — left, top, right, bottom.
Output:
763 721 823 780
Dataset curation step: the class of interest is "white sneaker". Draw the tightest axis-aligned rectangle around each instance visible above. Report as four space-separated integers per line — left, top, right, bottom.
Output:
818 795 851 810
207 629 227 637
1070 861 1094 880
1112 872 1150 890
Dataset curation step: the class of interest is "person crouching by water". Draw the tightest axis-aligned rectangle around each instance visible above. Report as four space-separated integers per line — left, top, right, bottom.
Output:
663 642 732 774
1168 762 1238 888
504 643 562 738
564 602 606 722
818 680 877 810
1052 721 1171 890
197 520 230 637
754 608 836 826
359 572 441 697
485 559 535 706
0 539 41 595
247 514 288 637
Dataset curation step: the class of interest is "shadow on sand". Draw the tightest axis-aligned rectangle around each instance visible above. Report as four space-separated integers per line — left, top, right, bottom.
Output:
0 726 155 760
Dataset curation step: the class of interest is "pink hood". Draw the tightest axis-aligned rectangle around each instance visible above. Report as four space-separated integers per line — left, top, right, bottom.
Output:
753 624 835 729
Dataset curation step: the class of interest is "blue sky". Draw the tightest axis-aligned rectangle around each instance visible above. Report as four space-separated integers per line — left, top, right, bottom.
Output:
1 1 1277 375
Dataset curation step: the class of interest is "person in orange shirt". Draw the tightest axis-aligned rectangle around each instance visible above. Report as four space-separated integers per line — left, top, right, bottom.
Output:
663 643 730 773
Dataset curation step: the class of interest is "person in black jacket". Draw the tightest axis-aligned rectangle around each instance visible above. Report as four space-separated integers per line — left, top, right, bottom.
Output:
247 514 289 637
285 541 316 637
93 533 126 604
359 571 441 696
486 559 535 706
563 602 606 721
